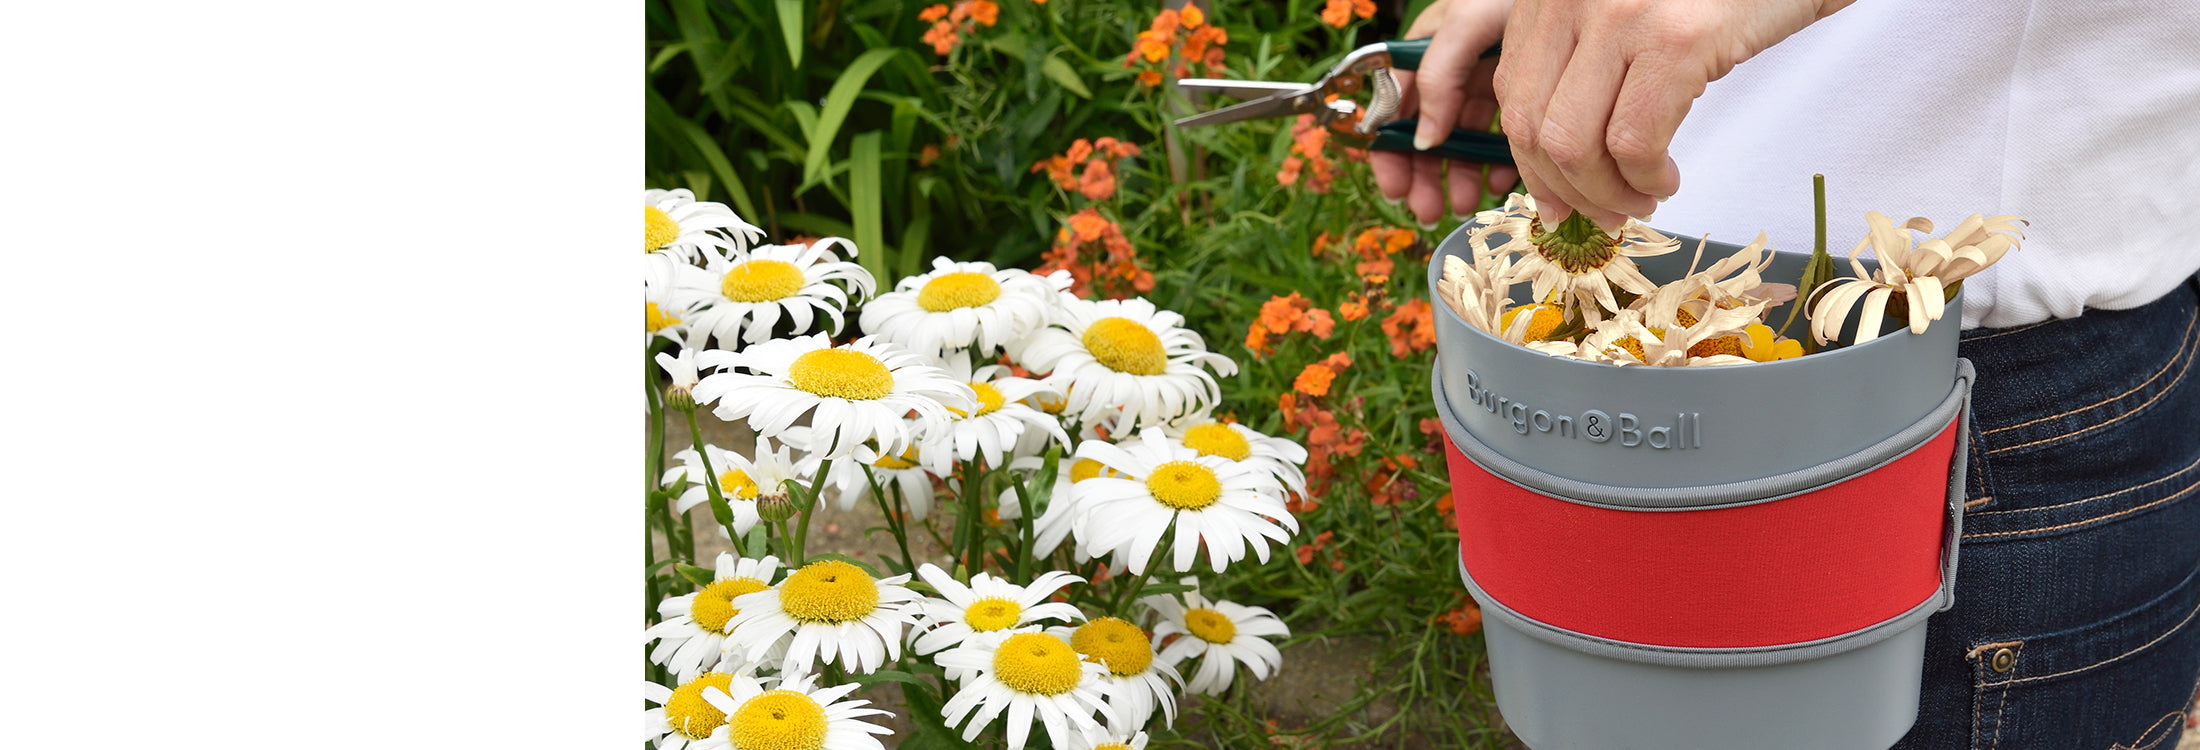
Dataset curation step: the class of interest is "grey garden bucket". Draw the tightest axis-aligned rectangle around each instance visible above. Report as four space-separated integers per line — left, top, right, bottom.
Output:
1427 223 1973 750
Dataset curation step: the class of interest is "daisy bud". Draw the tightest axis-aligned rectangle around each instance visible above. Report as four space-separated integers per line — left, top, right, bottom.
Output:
664 383 697 412
755 488 802 523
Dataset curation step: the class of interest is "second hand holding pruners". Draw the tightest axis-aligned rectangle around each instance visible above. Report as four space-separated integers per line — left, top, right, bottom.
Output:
1175 38 1511 164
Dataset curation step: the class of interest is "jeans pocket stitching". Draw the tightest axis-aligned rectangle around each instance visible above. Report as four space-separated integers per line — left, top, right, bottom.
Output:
1985 308 2199 455
1962 473 2200 541
2108 710 2188 750
1999 590 2200 687
1971 640 2025 750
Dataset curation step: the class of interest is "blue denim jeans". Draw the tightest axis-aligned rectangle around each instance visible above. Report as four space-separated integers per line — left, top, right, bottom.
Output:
1892 275 2200 749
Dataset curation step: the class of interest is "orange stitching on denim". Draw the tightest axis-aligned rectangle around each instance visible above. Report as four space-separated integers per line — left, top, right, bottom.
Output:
1989 333 2199 455
1963 474 2198 540
1991 642 2022 749
1964 320 2055 342
1971 452 2200 518
1966 497 1995 509
1969 426 1993 509
2109 711 2186 750
1983 307 2198 447
1969 640 2024 750
2001 594 2200 687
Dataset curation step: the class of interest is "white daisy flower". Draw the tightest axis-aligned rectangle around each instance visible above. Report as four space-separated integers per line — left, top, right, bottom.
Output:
1145 587 1288 696
1071 428 1295 575
789 426 945 520
936 629 1117 750
912 564 1085 657
860 257 1068 357
998 452 1116 559
642 671 742 750
935 359 1071 470
681 239 875 348
1015 297 1238 429
723 559 922 676
1163 417 1308 502
646 554 784 680
695 334 976 461
656 349 700 403
647 262 715 346
694 672 895 750
1061 728 1152 750
1811 212 2025 345
646 188 763 264
1048 616 1181 730
661 436 805 539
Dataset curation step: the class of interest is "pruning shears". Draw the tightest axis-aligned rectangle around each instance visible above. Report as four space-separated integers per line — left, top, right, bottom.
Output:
1174 39 1512 164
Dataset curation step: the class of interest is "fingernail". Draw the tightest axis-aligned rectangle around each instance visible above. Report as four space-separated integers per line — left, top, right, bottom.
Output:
1413 131 1437 151
1656 195 1671 203
1602 223 1623 239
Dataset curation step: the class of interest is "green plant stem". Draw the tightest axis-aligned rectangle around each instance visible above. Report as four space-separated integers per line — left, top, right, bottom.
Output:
645 348 667 610
1111 536 1174 615
1008 472 1037 581
679 403 741 551
789 458 831 565
865 468 918 575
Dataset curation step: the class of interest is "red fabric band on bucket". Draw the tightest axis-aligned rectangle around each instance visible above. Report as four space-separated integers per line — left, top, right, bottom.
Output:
1447 418 1959 649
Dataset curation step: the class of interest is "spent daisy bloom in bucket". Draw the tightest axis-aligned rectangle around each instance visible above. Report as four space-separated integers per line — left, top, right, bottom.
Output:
1810 212 2025 345
1014 296 1238 429
681 239 875 347
859 257 1068 357
1436 251 1530 342
646 554 783 679
1145 586 1289 696
1469 192 1680 326
910 565 1085 657
646 187 763 265
643 671 742 750
1071 428 1295 575
722 559 922 675
936 628 1117 750
693 671 895 750
1048 616 1182 730
662 437 804 539
695 333 976 461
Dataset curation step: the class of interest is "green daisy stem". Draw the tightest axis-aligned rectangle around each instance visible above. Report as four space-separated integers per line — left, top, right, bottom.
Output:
646 347 667 610
862 466 918 575
679 401 741 553
1111 533 1174 616
789 458 830 565
1008 470 1039 582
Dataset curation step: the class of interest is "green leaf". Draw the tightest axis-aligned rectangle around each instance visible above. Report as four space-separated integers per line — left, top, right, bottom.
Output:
850 131 888 283
1041 53 1093 99
984 31 1030 60
646 91 758 220
774 0 804 68
801 48 903 187
674 563 715 588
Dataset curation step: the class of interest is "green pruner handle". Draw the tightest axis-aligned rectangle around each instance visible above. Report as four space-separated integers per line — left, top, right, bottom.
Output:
1371 119 1514 164
1382 38 1501 71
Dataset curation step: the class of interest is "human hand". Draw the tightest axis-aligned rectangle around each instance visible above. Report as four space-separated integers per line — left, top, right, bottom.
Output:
1481 0 1854 231
1370 0 1520 227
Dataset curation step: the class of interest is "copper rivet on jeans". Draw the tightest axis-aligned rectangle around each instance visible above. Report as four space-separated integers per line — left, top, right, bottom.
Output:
1990 648 2015 673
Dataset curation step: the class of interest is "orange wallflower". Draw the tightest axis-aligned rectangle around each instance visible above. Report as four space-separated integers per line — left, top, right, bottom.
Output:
1381 298 1437 358
1355 256 1395 284
1293 363 1339 396
1310 231 1334 258
918 143 941 167
1078 160 1116 201
1246 293 1337 357
1319 0 1377 28
919 1 997 56
1036 208 1152 299
1441 602 1483 636
1124 5 1226 86
1280 113 1337 192
1338 293 1371 322
1033 137 1138 202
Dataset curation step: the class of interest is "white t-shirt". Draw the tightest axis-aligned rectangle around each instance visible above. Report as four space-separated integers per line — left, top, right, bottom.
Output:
1652 0 2200 329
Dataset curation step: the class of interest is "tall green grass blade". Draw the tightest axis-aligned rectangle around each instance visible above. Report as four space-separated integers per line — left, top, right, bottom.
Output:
774 0 804 68
1042 53 1092 99
801 48 902 188
850 131 888 282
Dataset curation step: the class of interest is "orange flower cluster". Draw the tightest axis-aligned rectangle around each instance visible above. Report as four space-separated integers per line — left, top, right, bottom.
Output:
919 0 1000 56
1439 600 1483 636
1293 352 1351 397
1031 137 1142 202
1123 5 1227 87
1276 112 1366 193
1351 226 1417 284
1320 0 1376 28
1338 291 1375 321
1295 530 1343 571
1364 453 1420 506
1381 298 1437 358
1036 208 1153 299
1244 292 1336 357
1279 391 1368 496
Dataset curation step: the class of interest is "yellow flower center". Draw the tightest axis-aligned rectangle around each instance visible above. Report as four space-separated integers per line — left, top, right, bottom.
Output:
1676 307 1701 328
1070 616 1154 676
785 348 894 400
1184 607 1237 644
662 672 735 740
949 382 1007 418
717 469 760 500
1146 460 1221 510
964 597 1024 632
872 448 920 470
1095 744 1133 750
728 690 828 750
647 301 682 333
1182 423 1252 461
916 271 1003 312
720 259 806 302
776 560 880 624
1035 391 1068 414
1083 317 1167 375
1687 335 1745 360
1070 458 1109 482
991 632 1084 696
1501 303 1566 341
1609 336 1647 362
646 206 680 253
689 576 770 632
